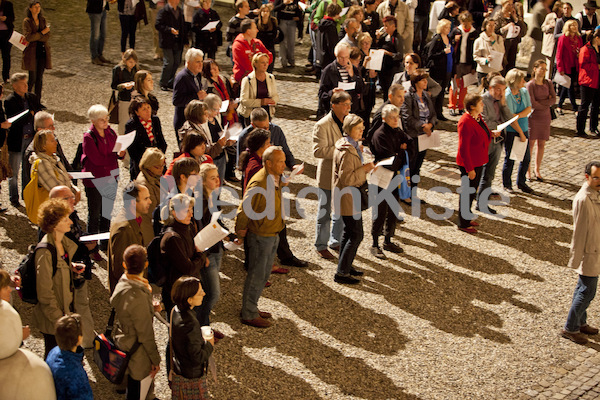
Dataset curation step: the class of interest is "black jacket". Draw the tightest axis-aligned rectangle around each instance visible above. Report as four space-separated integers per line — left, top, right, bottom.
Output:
192 8 223 52
317 61 365 118
0 1 14 33
86 0 109 14
425 33 450 79
155 4 187 49
4 92 44 152
377 29 403 72
171 307 213 379
370 122 411 171
273 0 301 21
450 26 478 69
161 220 205 292
125 114 167 176
315 17 338 69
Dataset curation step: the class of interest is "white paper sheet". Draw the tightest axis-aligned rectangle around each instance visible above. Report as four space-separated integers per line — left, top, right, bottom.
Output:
462 72 478 87
496 115 519 132
223 241 242 251
220 122 243 140
402 81 412 92
219 99 229 113
369 166 394 189
506 23 521 39
298 1 307 11
112 131 136 152
79 232 110 242
417 131 441 151
376 157 394 167
281 163 304 183
7 109 29 123
553 72 571 88
194 217 229 251
68 172 95 180
340 7 349 16
337 81 356 91
365 49 384 71
202 20 220 31
9 31 27 51
139 375 153 400
509 136 528 161
489 49 503 72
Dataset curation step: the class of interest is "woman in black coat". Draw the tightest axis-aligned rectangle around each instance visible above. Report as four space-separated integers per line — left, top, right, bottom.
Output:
425 18 453 121
0 0 14 83
125 97 167 179
256 4 279 73
192 0 222 60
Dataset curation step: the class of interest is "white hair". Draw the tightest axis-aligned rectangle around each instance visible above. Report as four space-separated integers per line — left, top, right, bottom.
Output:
381 104 400 119
87 104 109 121
185 48 204 64
334 41 351 57
204 93 222 110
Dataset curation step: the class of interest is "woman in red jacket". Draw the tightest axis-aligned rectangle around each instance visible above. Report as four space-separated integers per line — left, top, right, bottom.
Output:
576 30 600 138
456 93 499 233
555 19 582 115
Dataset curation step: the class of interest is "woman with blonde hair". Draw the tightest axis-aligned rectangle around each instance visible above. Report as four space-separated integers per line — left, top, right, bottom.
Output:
135 147 166 220
425 18 453 121
555 19 582 115
237 52 279 126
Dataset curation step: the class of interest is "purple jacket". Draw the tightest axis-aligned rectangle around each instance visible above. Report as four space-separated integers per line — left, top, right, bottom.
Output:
81 124 120 187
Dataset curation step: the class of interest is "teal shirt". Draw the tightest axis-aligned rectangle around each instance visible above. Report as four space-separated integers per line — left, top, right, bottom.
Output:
505 87 531 133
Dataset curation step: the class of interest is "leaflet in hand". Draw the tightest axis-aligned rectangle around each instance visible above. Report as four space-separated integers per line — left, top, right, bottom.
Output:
194 215 229 251
553 72 571 89
375 157 394 167
509 136 528 161
337 81 356 91
340 7 349 16
496 115 519 132
112 131 136 153
369 166 394 189
79 232 110 242
220 122 243 141
365 49 384 71
219 99 229 113
488 49 503 72
281 163 304 183
298 1 307 11
462 72 478 87
417 131 441 151
9 31 28 51
68 171 95 180
506 23 521 39
7 109 30 123
139 375 153 400
223 240 242 251
202 21 220 31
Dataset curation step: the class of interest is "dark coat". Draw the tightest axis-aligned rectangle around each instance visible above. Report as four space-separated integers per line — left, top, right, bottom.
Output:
111 65 138 101
449 25 478 69
22 16 51 71
171 307 213 379
317 61 365 118
155 4 187 49
256 16 278 52
192 8 223 52
315 17 338 69
161 220 205 293
370 121 411 171
173 67 201 132
401 88 437 140
425 33 451 79
0 1 14 33
4 91 44 152
125 114 167 177
86 0 109 14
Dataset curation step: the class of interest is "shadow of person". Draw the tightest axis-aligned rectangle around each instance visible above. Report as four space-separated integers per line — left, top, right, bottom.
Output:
0 213 38 255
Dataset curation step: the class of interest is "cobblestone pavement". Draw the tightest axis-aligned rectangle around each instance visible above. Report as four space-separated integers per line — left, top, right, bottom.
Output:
2 1 600 399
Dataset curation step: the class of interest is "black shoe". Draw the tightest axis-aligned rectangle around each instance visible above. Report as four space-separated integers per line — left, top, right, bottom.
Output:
503 186 514 194
518 184 534 194
160 86 172 92
334 274 360 284
10 201 21 208
281 257 308 268
576 131 589 138
475 205 497 214
383 241 404 253
349 268 364 276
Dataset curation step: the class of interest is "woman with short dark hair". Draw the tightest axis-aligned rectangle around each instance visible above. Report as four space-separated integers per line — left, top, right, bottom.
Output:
166 132 213 176
131 70 159 115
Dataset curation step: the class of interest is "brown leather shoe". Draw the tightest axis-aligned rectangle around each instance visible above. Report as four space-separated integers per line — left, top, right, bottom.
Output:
241 317 272 328
581 325 599 335
317 249 335 259
561 330 589 344
258 310 272 319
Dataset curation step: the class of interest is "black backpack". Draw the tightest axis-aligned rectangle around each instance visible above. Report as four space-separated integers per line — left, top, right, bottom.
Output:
147 228 174 287
17 243 58 304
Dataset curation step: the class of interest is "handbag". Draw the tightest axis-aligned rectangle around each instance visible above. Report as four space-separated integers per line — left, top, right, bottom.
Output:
358 182 369 211
93 309 140 385
550 105 557 120
23 159 49 225
397 151 411 200
108 91 119 124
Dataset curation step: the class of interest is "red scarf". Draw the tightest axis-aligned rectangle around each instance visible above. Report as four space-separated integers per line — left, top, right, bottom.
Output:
141 119 154 142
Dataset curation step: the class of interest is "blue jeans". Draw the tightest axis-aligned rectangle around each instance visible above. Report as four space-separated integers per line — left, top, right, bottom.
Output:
279 19 296 67
565 275 598 333
89 11 107 59
477 138 503 205
502 131 530 189
315 188 343 251
241 232 279 320
8 137 32 203
160 45 182 89
337 215 363 276
196 249 223 326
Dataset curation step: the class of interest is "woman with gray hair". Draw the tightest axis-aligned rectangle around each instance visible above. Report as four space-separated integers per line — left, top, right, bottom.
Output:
503 68 533 194
160 193 207 315
332 114 375 285
82 104 126 236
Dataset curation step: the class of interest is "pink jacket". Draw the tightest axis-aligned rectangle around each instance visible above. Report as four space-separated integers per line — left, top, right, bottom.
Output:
556 34 582 74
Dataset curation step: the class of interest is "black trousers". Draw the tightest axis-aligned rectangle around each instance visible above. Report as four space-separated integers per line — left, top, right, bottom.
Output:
28 55 45 99
0 31 12 82
276 226 295 262
43 333 57 360
119 14 136 52
577 85 600 134
458 165 483 228
85 186 111 235
371 183 400 241
337 215 363 276
432 72 451 118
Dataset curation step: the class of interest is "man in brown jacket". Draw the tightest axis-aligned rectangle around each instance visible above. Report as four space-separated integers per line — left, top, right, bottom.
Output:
235 146 285 328
107 182 154 293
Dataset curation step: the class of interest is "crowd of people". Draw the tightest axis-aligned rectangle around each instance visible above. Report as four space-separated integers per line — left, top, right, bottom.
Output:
0 0 598 398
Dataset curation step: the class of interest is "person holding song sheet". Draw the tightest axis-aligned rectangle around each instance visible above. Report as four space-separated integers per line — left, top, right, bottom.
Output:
502 68 533 194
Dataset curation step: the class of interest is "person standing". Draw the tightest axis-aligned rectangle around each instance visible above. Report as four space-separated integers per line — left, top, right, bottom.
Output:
192 0 222 60
555 20 582 115
527 0 551 74
273 0 301 68
561 161 600 345
172 48 207 135
111 49 138 135
575 30 600 138
235 146 286 328
22 0 51 100
87 0 112 65
0 0 14 82
231 19 273 86
156 0 187 91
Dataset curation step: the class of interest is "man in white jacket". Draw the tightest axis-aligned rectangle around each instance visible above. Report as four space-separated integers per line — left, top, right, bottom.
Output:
562 161 600 344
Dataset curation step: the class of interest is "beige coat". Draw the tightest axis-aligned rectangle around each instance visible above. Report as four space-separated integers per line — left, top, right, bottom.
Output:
110 276 161 381
313 112 343 190
237 71 279 118
32 234 78 335
569 183 600 276
332 137 367 217
135 169 161 222
107 210 154 293
473 31 505 74
541 12 559 57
